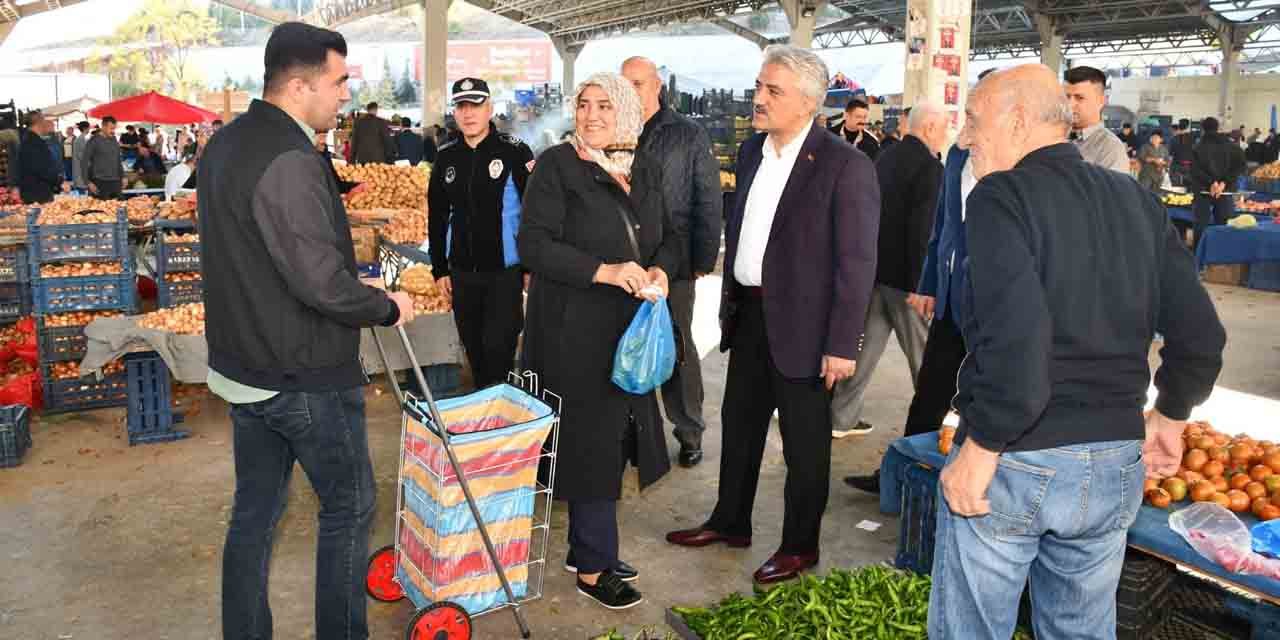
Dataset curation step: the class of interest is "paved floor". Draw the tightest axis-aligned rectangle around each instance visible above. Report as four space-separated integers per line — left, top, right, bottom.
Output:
1 283 1277 639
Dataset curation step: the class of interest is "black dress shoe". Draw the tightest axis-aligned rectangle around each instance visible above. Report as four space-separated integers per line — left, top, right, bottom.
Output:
565 551 638 582
678 444 703 467
844 469 881 494
665 527 752 548
577 571 644 610
753 551 819 584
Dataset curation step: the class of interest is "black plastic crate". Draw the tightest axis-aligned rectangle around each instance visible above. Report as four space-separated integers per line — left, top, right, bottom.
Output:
152 221 201 275
35 316 88 363
32 272 135 315
894 461 939 575
41 363 128 414
1163 574 1253 640
1117 551 1178 639
0 282 29 322
124 352 187 446
0 244 28 283
0 405 31 468
157 277 202 308
26 208 129 265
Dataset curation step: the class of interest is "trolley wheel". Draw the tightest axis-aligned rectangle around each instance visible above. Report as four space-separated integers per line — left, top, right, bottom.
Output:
365 544 404 603
405 602 472 640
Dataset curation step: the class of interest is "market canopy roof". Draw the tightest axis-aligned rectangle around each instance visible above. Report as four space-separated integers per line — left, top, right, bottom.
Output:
38 94 100 118
87 91 221 125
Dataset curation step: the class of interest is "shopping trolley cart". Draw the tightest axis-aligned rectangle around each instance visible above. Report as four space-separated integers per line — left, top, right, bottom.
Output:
364 326 559 640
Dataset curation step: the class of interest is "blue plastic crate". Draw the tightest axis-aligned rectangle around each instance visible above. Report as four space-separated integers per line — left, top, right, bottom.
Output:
35 315 88 363
40 363 128 414
32 272 135 315
0 282 29 323
0 245 28 284
124 352 187 446
0 405 31 468
152 221 201 275
157 278 202 308
894 462 939 575
26 208 129 265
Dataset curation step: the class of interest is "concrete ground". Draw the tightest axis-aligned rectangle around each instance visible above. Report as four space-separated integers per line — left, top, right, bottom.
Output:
2 282 1278 640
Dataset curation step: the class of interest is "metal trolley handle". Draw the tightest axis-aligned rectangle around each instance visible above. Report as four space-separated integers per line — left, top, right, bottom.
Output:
368 325 533 638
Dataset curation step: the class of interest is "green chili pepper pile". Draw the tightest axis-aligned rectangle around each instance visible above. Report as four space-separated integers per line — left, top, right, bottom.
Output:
673 566 930 639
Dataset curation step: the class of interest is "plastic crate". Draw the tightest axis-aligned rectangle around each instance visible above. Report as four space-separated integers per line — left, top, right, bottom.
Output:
41 363 128 414
157 278 202 308
0 282 29 322
1117 550 1178 639
403 363 464 400
0 245 28 283
32 272 135 315
124 352 187 446
1162 574 1254 640
35 316 87 363
0 405 31 468
894 461 939 575
152 221 201 274
26 208 129 265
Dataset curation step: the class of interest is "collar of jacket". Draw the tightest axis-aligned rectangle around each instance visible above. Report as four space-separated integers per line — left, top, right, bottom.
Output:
457 122 501 153
899 133 932 156
646 107 678 132
1014 142 1083 171
248 99 314 149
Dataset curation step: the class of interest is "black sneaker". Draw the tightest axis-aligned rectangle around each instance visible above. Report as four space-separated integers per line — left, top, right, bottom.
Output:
565 551 638 582
577 571 644 610
832 421 874 439
844 469 881 494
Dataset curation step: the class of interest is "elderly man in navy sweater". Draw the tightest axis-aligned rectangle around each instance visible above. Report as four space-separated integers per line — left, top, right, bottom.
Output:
928 64 1225 640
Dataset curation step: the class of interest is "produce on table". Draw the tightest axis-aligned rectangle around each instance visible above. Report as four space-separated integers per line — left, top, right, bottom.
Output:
674 566 929 640
1145 420 1280 520
34 197 123 224
138 303 205 335
1161 193 1193 207
937 426 956 455
380 208 427 245
163 272 201 283
719 170 736 191
1253 161 1280 180
399 265 451 314
157 194 197 221
43 311 122 328
1236 199 1280 214
0 357 34 386
39 262 125 278
164 232 199 244
48 359 125 380
124 196 158 223
0 187 20 206
335 162 429 210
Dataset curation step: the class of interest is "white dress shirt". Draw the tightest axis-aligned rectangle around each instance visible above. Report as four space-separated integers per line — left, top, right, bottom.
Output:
959 154 976 222
733 120 813 287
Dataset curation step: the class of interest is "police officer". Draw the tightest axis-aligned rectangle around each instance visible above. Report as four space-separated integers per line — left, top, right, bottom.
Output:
428 78 534 387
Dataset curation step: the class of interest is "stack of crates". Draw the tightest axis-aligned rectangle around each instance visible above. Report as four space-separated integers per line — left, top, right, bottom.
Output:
0 405 31 468
28 207 133 413
0 243 29 323
150 220 202 308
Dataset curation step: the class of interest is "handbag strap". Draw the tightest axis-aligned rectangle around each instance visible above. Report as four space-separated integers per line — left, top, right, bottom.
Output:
615 204 643 263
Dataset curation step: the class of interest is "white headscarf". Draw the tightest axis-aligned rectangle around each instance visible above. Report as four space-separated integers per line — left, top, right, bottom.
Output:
572 72 644 178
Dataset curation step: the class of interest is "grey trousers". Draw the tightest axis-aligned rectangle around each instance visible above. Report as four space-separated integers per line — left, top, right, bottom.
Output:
661 278 705 446
831 284 928 429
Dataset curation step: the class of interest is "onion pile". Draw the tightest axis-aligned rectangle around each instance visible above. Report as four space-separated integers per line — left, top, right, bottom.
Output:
164 232 199 243
1145 421 1280 521
39 262 125 278
172 382 207 418
335 163 429 210
43 311 122 328
48 359 124 381
35 198 124 224
124 196 158 223
1 357 33 386
163 272 201 283
157 195 197 221
138 303 205 335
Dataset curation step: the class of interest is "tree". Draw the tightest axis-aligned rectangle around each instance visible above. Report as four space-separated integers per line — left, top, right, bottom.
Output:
88 0 220 102
373 56 398 108
395 61 418 106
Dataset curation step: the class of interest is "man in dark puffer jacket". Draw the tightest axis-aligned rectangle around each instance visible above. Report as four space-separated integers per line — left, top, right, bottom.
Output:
622 56 723 468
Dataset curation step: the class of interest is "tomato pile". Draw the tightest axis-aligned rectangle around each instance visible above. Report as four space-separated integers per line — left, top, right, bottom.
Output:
1145 421 1280 520
138 303 205 335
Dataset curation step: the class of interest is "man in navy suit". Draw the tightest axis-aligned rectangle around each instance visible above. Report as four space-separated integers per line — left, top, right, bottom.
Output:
666 45 880 584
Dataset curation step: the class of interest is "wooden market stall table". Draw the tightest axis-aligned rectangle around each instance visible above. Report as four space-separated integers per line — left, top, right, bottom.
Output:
1196 219 1280 292
879 431 1280 636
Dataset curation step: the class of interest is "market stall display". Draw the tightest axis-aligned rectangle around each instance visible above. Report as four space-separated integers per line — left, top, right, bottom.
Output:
1196 220 1280 291
1141 421 1280 519
335 162 430 210
148 222 201 307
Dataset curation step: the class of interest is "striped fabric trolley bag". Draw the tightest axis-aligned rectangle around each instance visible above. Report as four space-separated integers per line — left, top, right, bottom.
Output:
364 325 559 640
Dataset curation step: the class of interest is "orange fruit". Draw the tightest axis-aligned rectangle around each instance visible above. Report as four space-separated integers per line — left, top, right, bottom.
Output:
1230 474 1253 491
1227 490 1251 512
1250 465 1273 482
1202 461 1226 479
1212 476 1230 493
1246 482 1269 500
1212 493 1232 509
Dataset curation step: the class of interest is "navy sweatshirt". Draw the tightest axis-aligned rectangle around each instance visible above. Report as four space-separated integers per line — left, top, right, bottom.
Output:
956 143 1225 452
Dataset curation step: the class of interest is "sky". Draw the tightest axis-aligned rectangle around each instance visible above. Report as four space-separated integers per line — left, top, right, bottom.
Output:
1 0 148 53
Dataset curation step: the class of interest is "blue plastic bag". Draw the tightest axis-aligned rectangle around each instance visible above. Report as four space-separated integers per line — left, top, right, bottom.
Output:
611 298 676 394
1253 519 1280 559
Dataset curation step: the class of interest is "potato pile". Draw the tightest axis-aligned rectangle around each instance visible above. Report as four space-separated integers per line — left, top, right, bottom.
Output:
164 272 201 283
43 311 122 328
138 303 205 335
124 196 158 224
1253 162 1280 180
39 262 125 278
335 163 429 210
1144 421 1280 521
399 265 451 314
47 359 125 381
35 198 122 225
381 209 427 245
172 382 207 418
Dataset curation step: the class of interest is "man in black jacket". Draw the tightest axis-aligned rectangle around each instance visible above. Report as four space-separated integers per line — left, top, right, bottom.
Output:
928 64 1224 640
427 77 534 388
395 117 424 165
622 56 723 467
831 98 880 160
834 102 945 456
1169 119 1196 187
350 101 395 164
199 23 414 640
16 113 65 204
1190 117 1247 249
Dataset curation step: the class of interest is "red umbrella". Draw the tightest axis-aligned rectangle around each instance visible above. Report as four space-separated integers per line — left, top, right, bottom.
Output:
88 91 220 125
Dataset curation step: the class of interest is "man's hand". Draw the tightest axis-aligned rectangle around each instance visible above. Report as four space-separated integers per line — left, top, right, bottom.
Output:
1143 409 1186 478
940 437 1001 517
87 182 98 194
388 291 415 327
349 182 369 196
436 275 452 298
644 267 669 299
820 355 856 390
906 293 935 321
61 181 71 193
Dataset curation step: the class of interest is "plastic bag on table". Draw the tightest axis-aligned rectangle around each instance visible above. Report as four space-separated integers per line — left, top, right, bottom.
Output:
611 297 676 395
1169 502 1280 578
1253 519 1280 559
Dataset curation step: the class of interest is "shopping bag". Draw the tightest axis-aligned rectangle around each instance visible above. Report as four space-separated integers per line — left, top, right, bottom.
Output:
611 298 676 395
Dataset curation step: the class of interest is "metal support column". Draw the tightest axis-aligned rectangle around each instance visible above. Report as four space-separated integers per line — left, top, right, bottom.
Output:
1035 14 1065 78
780 0 825 49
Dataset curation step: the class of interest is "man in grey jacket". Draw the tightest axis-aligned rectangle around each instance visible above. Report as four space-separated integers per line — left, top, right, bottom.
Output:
82 116 124 199
622 56 723 468
71 121 90 191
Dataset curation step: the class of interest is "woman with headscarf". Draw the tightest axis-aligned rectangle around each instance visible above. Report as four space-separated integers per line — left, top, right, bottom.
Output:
519 73 686 610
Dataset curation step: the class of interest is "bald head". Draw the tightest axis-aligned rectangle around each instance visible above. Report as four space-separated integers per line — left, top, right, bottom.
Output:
906 102 949 155
966 63 1071 178
621 56 663 121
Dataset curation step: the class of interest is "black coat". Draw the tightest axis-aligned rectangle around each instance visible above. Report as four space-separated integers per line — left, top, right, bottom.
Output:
872 135 942 292
518 143 686 501
17 129 60 204
1190 133 1247 193
638 108 723 279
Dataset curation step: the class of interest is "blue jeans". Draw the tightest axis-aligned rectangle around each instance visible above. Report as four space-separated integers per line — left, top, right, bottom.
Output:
929 440 1145 640
222 389 376 640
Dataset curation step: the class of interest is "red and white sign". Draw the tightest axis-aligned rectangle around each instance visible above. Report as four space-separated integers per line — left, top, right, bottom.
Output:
415 40 553 86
